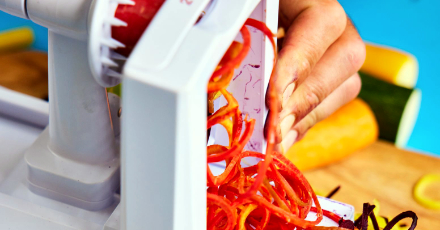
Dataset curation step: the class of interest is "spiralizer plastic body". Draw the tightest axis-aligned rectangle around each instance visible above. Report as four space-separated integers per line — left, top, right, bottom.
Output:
0 0 126 210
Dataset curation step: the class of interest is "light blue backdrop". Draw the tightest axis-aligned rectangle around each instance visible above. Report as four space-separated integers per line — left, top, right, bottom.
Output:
338 0 440 156
0 12 47 51
0 0 439 155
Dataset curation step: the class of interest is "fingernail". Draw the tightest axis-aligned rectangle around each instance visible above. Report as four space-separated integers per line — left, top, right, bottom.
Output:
281 130 298 152
282 82 296 108
280 114 296 138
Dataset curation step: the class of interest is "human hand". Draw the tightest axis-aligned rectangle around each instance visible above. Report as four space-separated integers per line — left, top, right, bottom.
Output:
269 0 366 152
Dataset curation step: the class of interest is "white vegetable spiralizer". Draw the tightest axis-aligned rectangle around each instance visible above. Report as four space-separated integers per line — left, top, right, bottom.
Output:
0 0 354 229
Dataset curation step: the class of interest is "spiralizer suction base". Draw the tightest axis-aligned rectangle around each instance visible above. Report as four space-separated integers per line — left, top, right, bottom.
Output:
0 88 119 229
25 128 120 211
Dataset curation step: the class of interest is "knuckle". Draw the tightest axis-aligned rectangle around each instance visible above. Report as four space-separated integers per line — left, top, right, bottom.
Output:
305 81 327 107
281 45 316 78
301 44 321 74
294 116 313 140
320 0 347 35
306 111 319 129
346 38 366 71
294 105 328 138
295 83 326 119
305 91 321 112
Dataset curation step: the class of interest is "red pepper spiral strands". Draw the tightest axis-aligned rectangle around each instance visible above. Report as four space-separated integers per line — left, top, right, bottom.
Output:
206 19 327 230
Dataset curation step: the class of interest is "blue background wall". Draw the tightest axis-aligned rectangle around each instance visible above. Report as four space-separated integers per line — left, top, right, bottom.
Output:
0 0 439 155
338 0 440 156
0 12 47 51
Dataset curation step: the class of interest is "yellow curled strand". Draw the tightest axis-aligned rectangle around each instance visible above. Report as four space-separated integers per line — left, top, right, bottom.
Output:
413 173 440 210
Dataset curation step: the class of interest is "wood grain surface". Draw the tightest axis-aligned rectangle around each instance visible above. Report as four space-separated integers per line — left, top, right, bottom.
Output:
0 51 48 99
304 141 440 230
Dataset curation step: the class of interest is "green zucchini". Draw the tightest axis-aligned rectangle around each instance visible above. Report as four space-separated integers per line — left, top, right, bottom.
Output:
358 72 421 147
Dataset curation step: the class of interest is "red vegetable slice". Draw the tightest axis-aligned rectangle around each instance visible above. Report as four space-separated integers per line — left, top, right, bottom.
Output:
207 193 237 230
113 0 166 57
210 27 251 83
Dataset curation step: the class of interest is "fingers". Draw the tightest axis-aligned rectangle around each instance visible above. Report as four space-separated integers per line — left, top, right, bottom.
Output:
280 73 362 151
270 0 347 110
279 18 366 122
295 73 361 138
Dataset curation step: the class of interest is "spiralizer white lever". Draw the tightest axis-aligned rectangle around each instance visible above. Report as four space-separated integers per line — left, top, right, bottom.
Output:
127 0 213 71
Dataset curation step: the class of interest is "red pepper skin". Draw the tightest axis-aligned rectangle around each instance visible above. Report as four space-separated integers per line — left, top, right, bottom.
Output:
207 193 237 230
209 27 251 84
113 0 166 57
207 119 255 163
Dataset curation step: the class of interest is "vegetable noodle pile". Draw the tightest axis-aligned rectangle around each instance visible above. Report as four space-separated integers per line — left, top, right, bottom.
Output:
206 18 326 230
205 19 418 230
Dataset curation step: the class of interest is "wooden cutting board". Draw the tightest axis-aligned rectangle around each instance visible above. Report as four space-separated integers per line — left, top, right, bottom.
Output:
304 141 440 230
0 51 48 99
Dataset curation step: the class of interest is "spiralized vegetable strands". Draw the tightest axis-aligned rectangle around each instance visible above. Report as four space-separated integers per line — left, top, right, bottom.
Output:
207 118 255 163
382 211 418 230
237 19 278 202
237 204 258 230
350 203 418 230
310 207 342 223
207 164 216 187
271 151 322 218
206 19 327 229
210 27 251 83
413 173 440 210
268 164 307 209
207 89 239 130
207 193 237 230
250 195 324 229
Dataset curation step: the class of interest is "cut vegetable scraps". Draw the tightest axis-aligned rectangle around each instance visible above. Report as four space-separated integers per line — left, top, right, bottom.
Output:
413 173 440 210
354 203 417 230
326 186 418 230
326 185 341 199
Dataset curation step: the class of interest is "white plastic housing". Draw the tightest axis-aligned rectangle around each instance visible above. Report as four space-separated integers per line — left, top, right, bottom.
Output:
210 1 278 158
0 0 123 211
130 0 214 72
0 86 49 128
26 0 92 40
24 32 119 211
88 0 125 88
0 0 27 19
121 0 272 229
0 87 121 229
46 33 116 164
